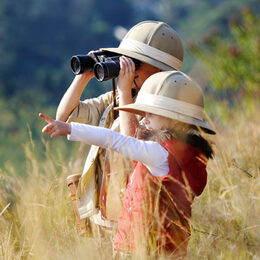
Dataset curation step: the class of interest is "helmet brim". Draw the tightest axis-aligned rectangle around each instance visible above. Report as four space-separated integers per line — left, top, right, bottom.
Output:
115 103 216 135
102 47 176 71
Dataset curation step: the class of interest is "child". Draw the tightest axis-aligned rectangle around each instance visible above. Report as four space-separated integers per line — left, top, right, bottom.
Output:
40 71 215 258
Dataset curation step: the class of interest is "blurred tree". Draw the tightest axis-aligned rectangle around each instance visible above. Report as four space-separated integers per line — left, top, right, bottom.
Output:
150 0 259 40
188 7 260 102
0 0 134 103
149 0 260 73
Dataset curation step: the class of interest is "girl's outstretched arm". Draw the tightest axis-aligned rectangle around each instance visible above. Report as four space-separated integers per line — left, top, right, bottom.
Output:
39 113 71 138
39 115 169 176
68 122 169 176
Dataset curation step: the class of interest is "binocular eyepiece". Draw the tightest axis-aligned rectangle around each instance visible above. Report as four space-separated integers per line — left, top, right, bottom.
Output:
70 51 140 82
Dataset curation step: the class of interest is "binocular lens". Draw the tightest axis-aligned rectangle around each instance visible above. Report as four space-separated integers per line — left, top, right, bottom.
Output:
70 55 96 75
71 56 81 74
94 61 120 82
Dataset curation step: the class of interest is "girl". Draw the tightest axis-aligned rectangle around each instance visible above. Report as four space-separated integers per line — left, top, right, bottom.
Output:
40 71 215 258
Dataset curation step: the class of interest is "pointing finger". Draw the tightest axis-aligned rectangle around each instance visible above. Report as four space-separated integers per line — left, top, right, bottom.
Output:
39 113 54 124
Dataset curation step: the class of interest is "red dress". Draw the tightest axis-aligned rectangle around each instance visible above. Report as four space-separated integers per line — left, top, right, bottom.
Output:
113 137 208 257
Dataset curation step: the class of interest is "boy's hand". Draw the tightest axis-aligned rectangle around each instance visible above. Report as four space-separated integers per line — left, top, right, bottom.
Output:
39 113 71 138
117 56 136 95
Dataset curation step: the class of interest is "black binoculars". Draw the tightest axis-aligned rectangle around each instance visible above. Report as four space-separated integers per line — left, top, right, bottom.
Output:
70 50 140 82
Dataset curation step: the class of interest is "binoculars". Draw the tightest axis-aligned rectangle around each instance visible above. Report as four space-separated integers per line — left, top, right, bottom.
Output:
70 50 140 82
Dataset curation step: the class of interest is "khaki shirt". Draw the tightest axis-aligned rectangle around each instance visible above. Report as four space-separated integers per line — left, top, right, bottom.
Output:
67 91 133 224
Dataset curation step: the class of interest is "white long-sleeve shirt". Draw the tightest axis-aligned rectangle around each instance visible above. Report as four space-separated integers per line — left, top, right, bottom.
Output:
68 122 169 176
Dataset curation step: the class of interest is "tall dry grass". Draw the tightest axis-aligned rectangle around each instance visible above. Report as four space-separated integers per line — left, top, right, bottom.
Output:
0 101 259 259
188 102 260 259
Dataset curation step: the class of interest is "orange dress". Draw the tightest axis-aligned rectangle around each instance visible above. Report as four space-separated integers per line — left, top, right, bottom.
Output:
113 138 208 257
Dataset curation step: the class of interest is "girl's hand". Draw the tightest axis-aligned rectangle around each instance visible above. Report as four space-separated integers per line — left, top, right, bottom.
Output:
117 56 136 95
39 113 71 138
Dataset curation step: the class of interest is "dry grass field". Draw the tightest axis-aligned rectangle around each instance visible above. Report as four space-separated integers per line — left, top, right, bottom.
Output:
0 101 259 259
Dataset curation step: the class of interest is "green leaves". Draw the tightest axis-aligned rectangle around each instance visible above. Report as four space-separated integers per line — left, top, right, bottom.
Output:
189 8 260 102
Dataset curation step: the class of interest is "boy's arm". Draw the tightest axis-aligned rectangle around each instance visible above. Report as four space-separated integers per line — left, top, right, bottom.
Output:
117 56 138 137
56 72 94 122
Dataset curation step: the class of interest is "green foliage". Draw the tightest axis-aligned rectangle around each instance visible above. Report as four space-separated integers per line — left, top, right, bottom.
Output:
0 89 84 174
151 0 260 73
189 8 260 102
156 0 259 39
0 0 134 102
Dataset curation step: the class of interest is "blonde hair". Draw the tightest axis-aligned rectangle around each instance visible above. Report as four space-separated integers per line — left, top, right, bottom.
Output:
164 118 193 132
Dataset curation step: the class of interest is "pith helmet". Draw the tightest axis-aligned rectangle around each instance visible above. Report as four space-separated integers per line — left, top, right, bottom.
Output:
116 71 216 134
103 21 184 71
